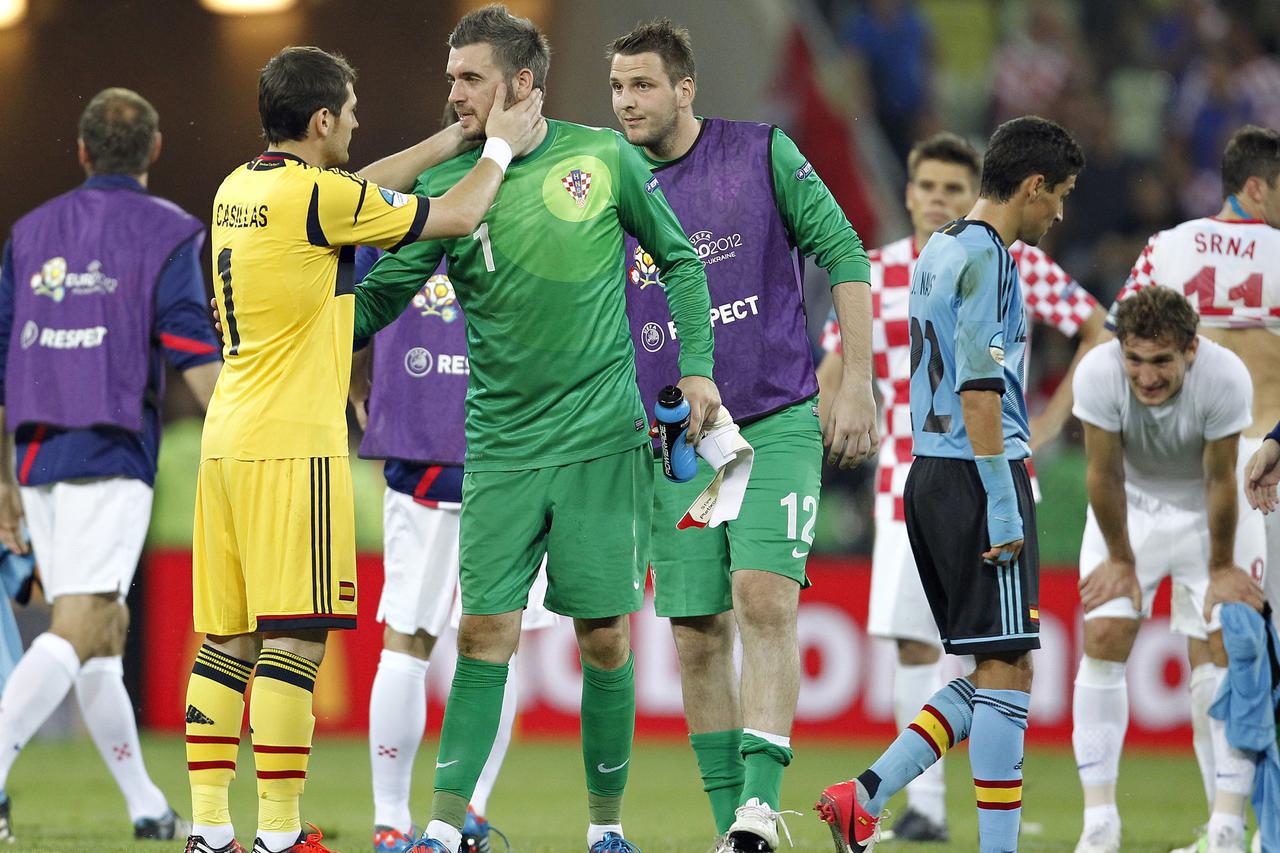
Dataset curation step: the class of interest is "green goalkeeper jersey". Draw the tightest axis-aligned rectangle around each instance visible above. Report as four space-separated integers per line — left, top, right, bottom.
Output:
354 119 715 472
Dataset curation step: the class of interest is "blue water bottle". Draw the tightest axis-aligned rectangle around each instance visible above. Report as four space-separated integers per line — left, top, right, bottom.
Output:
655 385 698 483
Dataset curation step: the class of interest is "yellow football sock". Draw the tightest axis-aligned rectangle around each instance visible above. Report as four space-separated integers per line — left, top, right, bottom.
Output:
186 644 253 827
251 648 319 835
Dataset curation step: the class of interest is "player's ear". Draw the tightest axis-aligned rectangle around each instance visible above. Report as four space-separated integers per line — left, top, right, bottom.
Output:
76 139 92 173
149 131 162 166
312 107 332 140
1023 173 1045 200
678 76 696 108
512 68 535 102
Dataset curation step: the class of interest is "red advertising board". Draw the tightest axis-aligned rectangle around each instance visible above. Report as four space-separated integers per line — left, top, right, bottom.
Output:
142 551 1192 748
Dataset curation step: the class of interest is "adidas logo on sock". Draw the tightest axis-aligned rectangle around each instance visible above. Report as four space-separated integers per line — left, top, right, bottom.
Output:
185 705 215 725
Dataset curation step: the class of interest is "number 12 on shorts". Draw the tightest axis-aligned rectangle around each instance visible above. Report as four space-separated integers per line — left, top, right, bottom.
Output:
781 492 817 558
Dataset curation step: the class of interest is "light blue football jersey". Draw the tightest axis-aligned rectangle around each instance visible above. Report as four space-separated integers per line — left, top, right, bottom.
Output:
907 219 1030 460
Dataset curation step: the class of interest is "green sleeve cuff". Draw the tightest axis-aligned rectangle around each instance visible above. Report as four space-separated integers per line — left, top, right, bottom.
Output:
828 260 871 288
677 355 715 380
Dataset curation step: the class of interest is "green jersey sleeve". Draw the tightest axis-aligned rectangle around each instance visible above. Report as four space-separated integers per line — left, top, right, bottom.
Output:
614 135 715 379
354 237 447 338
770 128 870 287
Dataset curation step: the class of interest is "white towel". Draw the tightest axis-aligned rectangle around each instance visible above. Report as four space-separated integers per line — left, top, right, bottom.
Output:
677 406 754 529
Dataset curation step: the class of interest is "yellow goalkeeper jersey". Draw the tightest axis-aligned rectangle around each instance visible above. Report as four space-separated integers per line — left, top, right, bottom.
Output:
202 152 429 461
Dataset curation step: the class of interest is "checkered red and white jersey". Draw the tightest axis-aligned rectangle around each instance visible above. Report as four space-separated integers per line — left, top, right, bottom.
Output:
1110 217 1280 330
821 236 1097 522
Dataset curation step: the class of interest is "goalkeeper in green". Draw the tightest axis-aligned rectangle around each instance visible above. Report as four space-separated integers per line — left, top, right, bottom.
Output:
352 7 719 852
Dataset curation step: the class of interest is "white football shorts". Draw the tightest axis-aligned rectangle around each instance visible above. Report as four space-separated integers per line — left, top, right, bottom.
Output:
379 488 557 636
20 476 153 603
867 517 942 646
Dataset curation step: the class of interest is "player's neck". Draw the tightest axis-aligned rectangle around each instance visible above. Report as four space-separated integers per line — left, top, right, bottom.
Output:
646 113 701 162
271 139 331 168
1216 194 1263 222
967 198 1018 246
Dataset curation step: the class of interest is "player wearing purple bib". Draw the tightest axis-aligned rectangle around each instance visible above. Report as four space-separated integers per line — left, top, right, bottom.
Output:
0 89 222 844
608 21 877 853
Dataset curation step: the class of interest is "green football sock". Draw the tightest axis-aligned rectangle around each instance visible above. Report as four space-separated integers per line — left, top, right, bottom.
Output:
741 731 793 810
690 729 745 834
581 653 635 824
431 655 509 828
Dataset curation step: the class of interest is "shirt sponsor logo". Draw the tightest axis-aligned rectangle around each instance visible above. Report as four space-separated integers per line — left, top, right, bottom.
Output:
404 346 470 377
795 160 814 181
628 245 664 290
379 187 411 209
411 274 459 323
27 325 109 350
562 168 593 209
689 229 744 266
640 321 665 353
644 176 660 194
30 257 118 302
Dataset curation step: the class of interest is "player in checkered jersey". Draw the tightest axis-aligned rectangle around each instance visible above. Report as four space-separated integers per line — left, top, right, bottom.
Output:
1106 126 1280 853
816 132 1104 842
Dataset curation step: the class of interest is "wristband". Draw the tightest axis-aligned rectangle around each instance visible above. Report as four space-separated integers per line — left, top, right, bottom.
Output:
480 137 513 173
1266 419 1280 446
974 453 1023 559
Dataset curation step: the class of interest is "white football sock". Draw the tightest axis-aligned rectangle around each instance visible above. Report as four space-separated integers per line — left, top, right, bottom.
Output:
1210 712 1255 803
0 632 80 790
895 659 946 824
588 824 624 848
1072 656 1128 807
257 828 300 851
471 651 519 817
426 819 462 851
76 656 168 822
192 822 236 848
369 649 429 831
1191 664 1223 814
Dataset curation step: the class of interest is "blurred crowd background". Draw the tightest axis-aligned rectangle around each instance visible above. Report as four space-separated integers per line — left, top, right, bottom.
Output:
3 0 1279 566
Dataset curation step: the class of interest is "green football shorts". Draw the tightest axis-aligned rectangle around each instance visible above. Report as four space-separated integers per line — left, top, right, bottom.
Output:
650 398 823 618
459 444 652 619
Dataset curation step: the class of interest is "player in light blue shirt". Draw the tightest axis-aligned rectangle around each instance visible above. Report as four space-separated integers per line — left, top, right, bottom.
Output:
817 117 1084 853
907 219 1030 462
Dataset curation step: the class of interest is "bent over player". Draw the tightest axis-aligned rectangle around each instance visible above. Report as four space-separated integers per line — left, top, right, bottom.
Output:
353 8 719 852
183 45 540 853
0 87 220 844
608 20 876 852
1070 287 1264 853
816 116 1084 853
816 131 1102 842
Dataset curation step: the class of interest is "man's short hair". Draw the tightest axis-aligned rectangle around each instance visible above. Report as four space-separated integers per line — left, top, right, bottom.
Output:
907 132 981 183
979 116 1085 201
449 4 551 91
258 46 356 145
78 88 159 176
605 18 696 85
1221 125 1280 197
1113 287 1199 351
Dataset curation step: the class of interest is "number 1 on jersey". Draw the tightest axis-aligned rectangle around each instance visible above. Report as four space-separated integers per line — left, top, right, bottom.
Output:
472 222 496 273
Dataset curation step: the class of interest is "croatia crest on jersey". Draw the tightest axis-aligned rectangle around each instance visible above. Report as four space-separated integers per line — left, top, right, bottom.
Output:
628 244 664 290
562 168 592 209
410 274 458 323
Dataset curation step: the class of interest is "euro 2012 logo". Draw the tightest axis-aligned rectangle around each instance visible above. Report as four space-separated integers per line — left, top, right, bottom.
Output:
411 274 458 323
30 257 68 302
628 245 664 290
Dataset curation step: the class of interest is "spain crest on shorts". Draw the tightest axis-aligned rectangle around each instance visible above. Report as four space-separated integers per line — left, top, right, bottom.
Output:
562 168 592 209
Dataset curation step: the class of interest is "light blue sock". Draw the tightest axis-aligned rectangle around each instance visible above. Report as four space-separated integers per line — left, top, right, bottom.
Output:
859 678 975 814
970 689 1030 853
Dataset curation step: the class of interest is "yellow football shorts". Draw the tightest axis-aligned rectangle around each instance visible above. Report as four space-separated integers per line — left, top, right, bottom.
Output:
193 456 357 636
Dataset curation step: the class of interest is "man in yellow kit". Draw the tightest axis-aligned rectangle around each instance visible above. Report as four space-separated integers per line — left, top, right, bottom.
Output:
183 46 542 853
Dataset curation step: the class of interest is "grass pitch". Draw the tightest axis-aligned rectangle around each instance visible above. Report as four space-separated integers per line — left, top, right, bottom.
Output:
9 734 1213 852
